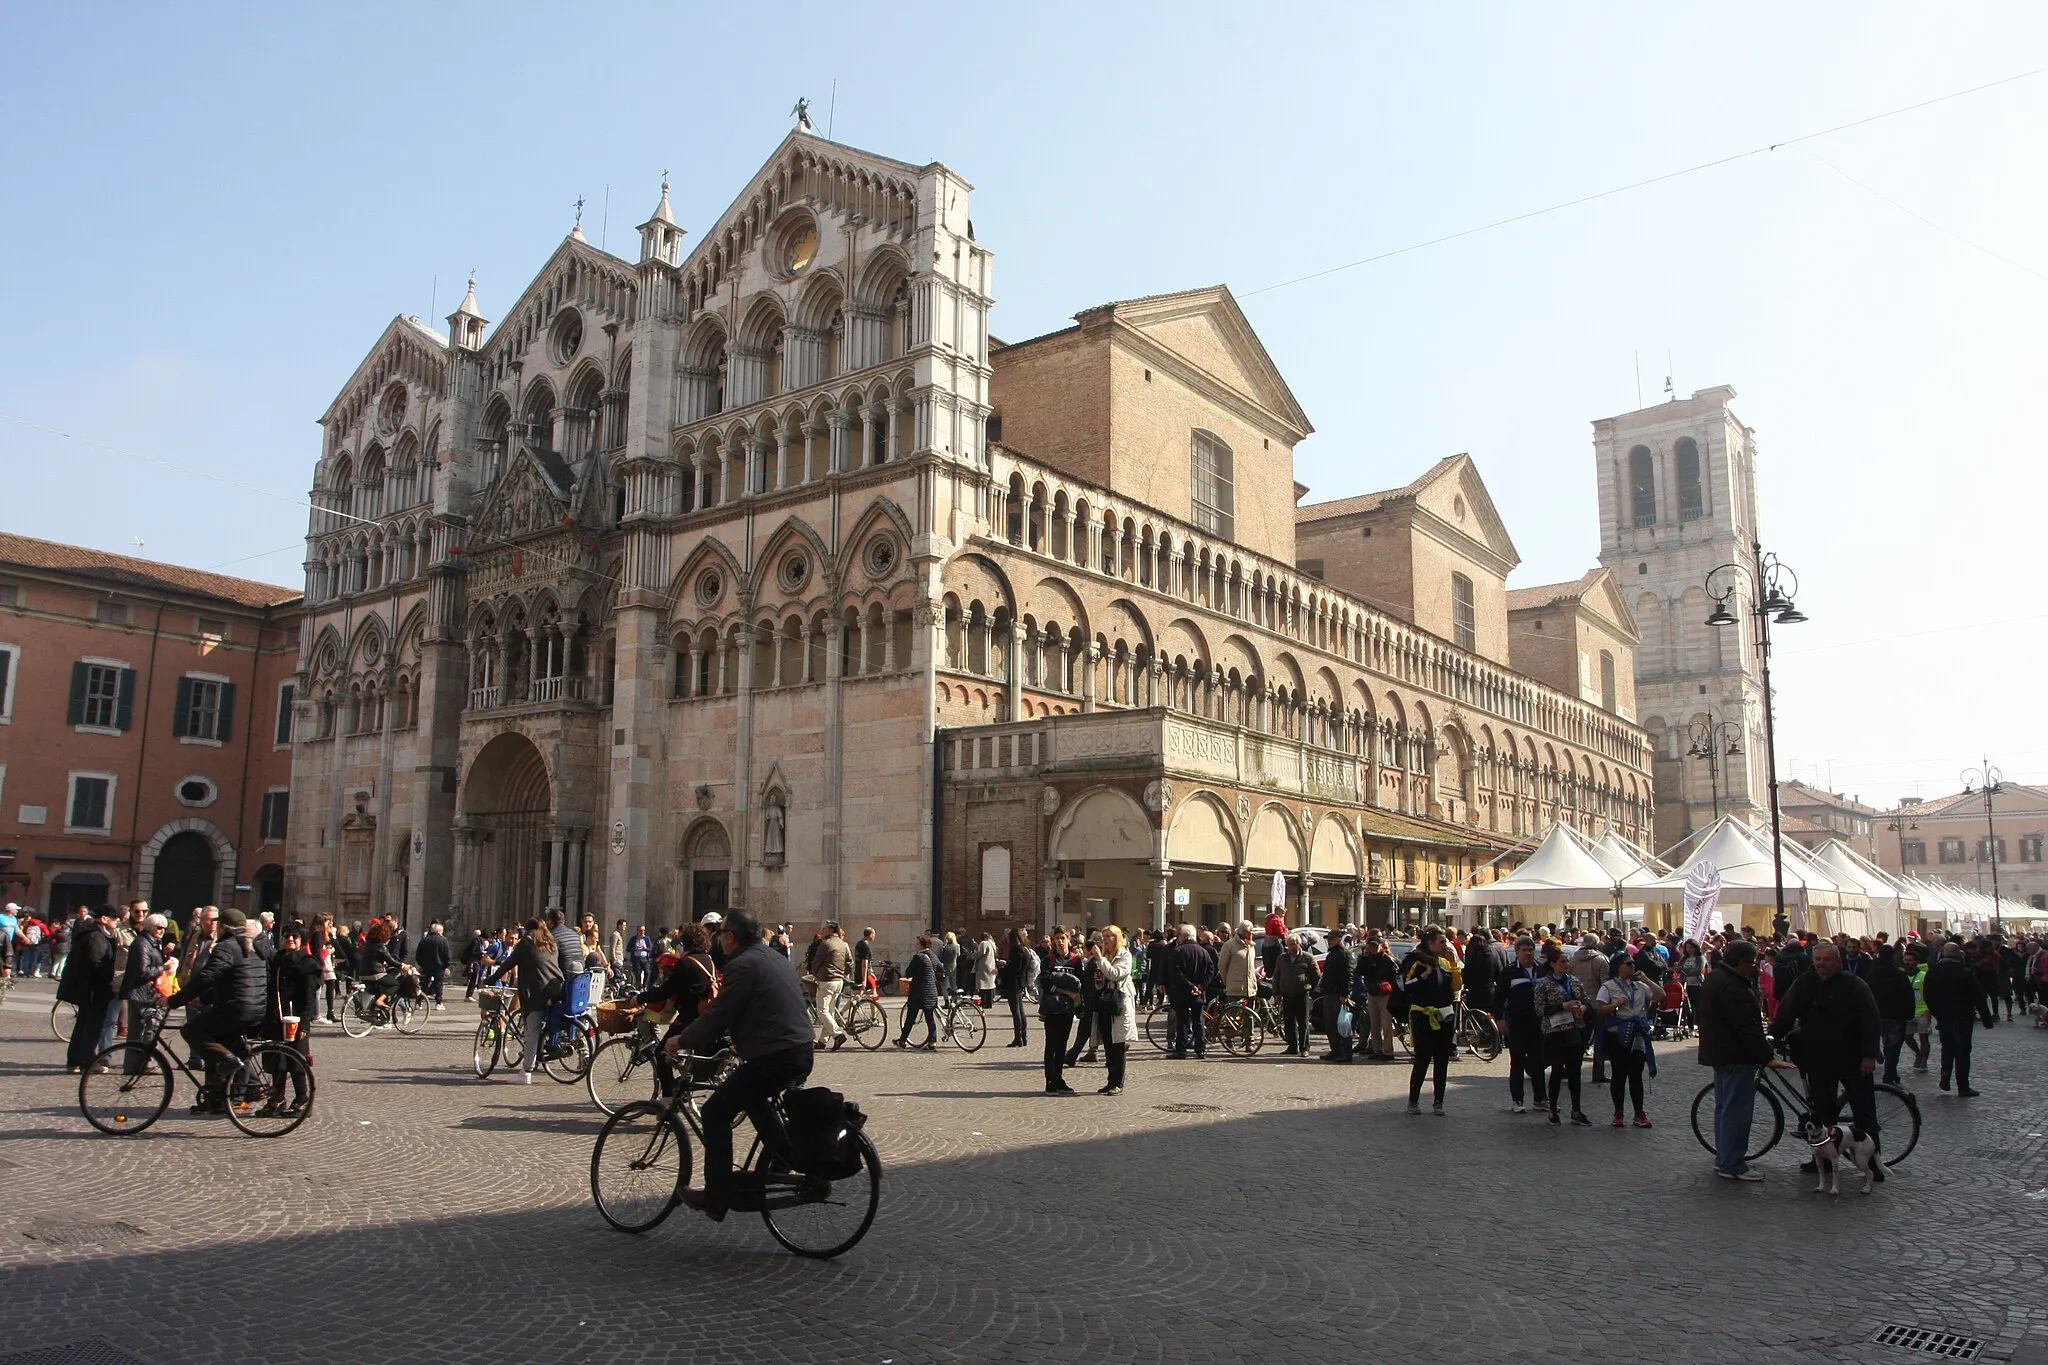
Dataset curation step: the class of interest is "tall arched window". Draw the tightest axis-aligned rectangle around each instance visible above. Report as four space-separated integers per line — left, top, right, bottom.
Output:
1450 573 1476 651
1627 445 1656 528
1190 430 1234 540
1675 437 1704 522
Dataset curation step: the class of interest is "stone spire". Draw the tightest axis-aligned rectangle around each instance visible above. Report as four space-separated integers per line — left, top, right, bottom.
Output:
637 175 685 266
446 273 487 351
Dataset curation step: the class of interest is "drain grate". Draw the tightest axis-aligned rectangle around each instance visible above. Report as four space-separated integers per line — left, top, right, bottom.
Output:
1873 1326 1985 1360
1154 1102 1224 1114
0 1338 156 1365
21 1222 146 1249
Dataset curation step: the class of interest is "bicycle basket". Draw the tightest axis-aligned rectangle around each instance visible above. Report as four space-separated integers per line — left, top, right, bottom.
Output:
592 999 641 1035
477 987 515 1018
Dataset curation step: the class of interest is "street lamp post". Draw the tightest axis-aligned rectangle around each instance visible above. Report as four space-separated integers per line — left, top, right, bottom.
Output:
1960 760 2004 934
1686 713 1744 822
1705 540 1807 940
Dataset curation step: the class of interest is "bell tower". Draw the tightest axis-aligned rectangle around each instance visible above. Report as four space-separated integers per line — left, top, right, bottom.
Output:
1593 386 1769 846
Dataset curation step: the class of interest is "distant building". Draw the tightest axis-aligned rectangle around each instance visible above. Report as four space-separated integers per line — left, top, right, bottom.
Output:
1777 779 1879 860
1594 388 1770 847
0 534 300 925
1877 785 2048 914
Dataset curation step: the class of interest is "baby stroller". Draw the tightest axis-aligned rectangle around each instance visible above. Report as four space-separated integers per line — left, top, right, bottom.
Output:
1653 974 1695 1041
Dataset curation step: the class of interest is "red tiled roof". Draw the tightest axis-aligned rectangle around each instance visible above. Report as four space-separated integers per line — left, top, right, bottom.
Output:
1506 568 1607 614
0 532 301 610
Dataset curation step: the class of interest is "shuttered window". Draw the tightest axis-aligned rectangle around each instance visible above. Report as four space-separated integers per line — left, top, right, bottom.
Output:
175 676 235 741
68 662 135 731
260 790 290 841
1190 431 1234 541
67 774 113 831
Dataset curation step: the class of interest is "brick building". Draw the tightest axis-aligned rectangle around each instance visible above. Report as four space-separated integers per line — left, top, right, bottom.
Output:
1878 784 2048 914
0 534 301 924
1777 779 1879 861
287 127 1652 952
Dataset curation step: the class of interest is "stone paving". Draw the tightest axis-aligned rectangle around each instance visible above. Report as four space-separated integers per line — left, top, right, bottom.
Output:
1 977 2045 1364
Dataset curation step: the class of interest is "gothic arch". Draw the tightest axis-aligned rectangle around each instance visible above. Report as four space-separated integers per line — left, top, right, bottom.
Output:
1167 790 1241 868
750 515 838 606
664 535 746 630
838 496 917 580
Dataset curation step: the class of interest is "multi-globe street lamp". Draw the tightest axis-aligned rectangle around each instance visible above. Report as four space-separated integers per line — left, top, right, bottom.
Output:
1705 542 1806 939
1687 713 1744 822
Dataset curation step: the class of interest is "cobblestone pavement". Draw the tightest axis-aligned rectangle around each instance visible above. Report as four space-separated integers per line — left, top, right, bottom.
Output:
2 978 2045 1365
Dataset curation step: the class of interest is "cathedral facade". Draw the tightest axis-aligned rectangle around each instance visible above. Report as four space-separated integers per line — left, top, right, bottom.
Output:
286 131 1652 950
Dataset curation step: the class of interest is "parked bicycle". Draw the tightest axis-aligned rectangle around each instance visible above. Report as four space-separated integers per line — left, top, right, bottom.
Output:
79 1007 313 1138
590 1053 881 1259
1688 1050 1922 1166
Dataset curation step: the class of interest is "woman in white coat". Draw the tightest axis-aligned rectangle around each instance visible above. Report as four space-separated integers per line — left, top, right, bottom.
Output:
974 932 999 1008
1087 924 1139 1095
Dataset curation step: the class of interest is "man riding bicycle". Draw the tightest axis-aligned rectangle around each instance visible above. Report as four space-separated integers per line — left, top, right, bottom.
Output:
162 907 266 1113
667 908 814 1221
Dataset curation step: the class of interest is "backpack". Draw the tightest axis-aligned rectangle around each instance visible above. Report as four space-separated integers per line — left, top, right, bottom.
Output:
782 1086 869 1179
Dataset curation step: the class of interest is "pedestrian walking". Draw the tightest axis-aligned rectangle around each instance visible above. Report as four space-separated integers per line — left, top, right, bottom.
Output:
807 922 853 1051
1595 954 1656 1128
1402 926 1459 1115
896 934 940 1050
415 922 451 1004
1923 942 1993 1097
1866 944 1916 1086
998 927 1035 1048
1493 935 1546 1113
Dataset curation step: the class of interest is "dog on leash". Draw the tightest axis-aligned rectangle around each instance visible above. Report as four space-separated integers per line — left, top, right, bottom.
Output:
1804 1120 1882 1196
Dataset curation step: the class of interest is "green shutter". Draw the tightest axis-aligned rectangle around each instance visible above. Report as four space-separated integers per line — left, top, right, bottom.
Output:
68 662 89 725
275 683 294 744
116 667 136 731
217 682 236 742
173 676 194 737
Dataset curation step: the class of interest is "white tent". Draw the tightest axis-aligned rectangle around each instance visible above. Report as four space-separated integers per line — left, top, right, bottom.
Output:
1462 823 1622 908
1590 830 1664 882
1627 816 1845 932
1780 837 1868 936
1808 839 1917 941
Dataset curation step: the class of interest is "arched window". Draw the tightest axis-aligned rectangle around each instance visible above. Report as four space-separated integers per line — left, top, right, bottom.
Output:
1190 430 1234 540
1675 437 1704 522
1628 445 1656 528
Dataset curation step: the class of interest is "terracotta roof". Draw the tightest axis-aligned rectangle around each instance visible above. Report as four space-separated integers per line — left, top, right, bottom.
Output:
1506 568 1607 614
0 532 301 610
1295 455 1461 524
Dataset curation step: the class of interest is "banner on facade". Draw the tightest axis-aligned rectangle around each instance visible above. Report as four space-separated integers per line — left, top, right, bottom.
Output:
1270 868 1286 910
1683 861 1721 943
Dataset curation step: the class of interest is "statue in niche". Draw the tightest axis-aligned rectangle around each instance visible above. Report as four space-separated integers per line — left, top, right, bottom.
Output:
763 794 787 866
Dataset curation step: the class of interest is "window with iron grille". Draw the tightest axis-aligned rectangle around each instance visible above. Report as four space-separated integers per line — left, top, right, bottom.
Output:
1190 431 1234 541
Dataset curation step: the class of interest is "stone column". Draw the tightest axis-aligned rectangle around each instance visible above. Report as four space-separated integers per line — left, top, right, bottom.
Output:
822 618 845 918
1230 867 1247 925
1301 873 1317 925
566 834 584 921
1151 862 1171 933
1080 642 1100 712
544 834 565 913
1006 625 1024 720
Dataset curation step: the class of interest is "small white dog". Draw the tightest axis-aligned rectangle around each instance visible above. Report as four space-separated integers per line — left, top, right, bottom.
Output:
1804 1121 1882 1196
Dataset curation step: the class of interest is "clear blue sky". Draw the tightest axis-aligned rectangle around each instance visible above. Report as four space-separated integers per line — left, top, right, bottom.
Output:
4 3 2044 807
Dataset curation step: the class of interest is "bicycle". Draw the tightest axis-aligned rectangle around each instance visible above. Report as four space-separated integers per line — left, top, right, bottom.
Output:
1145 996 1226 1053
1215 993 1288 1056
585 1004 740 1115
901 998 987 1055
469 987 595 1081
340 970 429 1037
1688 1055 1922 1166
806 977 888 1051
589 1054 881 1259
79 1007 313 1138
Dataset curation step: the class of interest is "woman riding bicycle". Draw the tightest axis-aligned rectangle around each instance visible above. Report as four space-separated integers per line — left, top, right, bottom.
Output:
357 920 404 1010
636 922 720 1088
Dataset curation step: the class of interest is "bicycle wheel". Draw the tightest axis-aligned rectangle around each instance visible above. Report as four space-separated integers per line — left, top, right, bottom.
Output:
471 1021 502 1079
80 1045 172 1136
1145 1005 1173 1053
51 999 77 1042
948 1004 986 1053
590 1102 688 1233
1873 1083 1921 1165
393 996 427 1035
845 999 887 1051
543 1022 595 1082
1462 1012 1502 1062
224 1046 314 1137
1217 1002 1262 1056
757 1129 881 1260
340 994 375 1039
1689 1079 1784 1163
588 1037 660 1116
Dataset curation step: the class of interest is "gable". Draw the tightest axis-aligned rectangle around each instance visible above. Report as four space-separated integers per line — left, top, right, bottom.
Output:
322 314 449 433
1408 455 1520 574
470 446 572 546
1107 289 1312 437
1575 570 1639 642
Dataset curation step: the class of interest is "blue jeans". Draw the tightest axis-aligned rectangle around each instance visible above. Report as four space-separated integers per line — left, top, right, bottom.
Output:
1878 1021 1906 1085
1712 1064 1759 1175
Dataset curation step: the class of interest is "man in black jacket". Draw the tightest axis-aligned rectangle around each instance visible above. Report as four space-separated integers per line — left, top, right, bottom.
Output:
58 906 122 1072
1316 931 1356 1063
1770 942 1882 1151
1166 924 1214 1059
164 908 267 1112
1865 944 1917 1086
1697 939 1773 1180
1923 942 1993 1097
415 922 452 1004
1462 931 1499 1017
1492 935 1546 1112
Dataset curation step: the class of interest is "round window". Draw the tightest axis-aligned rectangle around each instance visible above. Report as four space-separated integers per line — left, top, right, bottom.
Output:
781 221 819 275
550 308 584 364
176 777 217 808
862 537 896 578
378 382 407 433
694 570 723 608
776 552 809 593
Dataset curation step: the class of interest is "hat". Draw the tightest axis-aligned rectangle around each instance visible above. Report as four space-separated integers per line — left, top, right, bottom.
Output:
219 908 249 929
700 912 724 925
93 904 121 919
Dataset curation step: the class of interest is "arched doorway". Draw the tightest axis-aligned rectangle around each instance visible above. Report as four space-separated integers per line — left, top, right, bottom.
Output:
154 832 217 930
461 732 553 928
682 820 730 922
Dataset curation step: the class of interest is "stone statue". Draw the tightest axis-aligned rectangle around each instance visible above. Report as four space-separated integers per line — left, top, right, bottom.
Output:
763 796 786 862
790 98 813 133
